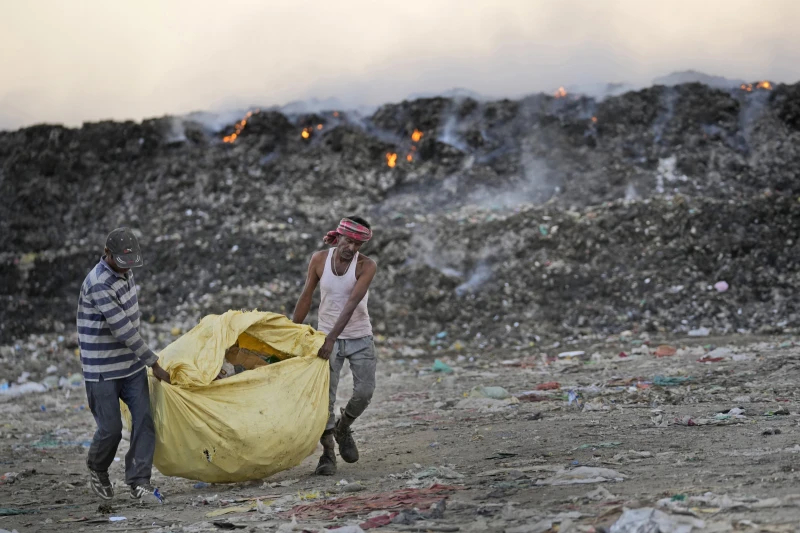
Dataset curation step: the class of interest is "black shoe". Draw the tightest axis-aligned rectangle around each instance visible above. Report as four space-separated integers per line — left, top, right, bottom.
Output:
334 418 359 464
130 482 162 502
88 469 113 500
314 450 337 476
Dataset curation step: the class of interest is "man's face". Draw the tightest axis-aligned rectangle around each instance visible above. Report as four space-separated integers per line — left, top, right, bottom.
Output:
336 236 363 261
104 247 130 275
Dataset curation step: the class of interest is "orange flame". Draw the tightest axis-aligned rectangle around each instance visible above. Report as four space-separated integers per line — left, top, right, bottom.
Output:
741 81 773 92
316 124 323 130
301 127 311 139
333 111 340 117
554 87 567 98
411 129 423 142
406 154 413 162
223 110 255 144
591 116 597 123
386 152 397 168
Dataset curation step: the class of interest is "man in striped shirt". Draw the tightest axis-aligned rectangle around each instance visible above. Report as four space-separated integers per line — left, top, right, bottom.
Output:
77 227 170 501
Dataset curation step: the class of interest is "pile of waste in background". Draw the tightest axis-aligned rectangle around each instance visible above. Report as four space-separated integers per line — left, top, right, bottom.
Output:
3 80 800 383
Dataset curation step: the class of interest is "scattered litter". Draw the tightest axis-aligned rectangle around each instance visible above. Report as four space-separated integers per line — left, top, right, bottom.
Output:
0 382 47 397
206 503 256 517
610 507 704 533
535 381 560 390
575 441 622 451
0 508 38 516
108 517 126 522
765 406 790 416
653 375 692 387
536 466 625 485
714 281 729 292
697 355 725 363
0 472 19 485
585 486 617 501
469 386 510 400
654 345 677 357
213 521 247 530
279 485 461 520
688 327 711 337
485 452 518 460
763 428 782 436
432 360 454 374
608 450 653 465
558 351 585 358
582 398 610 411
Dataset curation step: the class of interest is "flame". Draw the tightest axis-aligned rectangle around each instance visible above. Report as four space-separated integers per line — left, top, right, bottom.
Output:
316 124 323 130
223 110 255 144
333 111 340 117
741 81 773 92
554 86 567 98
406 154 413 162
411 129 423 142
301 128 311 139
591 116 598 123
386 152 397 168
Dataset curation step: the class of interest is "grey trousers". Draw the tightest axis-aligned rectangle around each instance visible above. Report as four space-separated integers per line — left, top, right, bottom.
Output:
327 336 376 430
85 369 155 486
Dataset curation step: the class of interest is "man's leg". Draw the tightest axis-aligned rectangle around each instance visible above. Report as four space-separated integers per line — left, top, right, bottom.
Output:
85 377 124 499
315 341 344 475
119 369 156 491
334 336 376 463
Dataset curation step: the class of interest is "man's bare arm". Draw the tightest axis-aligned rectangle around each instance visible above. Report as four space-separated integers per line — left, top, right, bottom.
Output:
292 253 322 324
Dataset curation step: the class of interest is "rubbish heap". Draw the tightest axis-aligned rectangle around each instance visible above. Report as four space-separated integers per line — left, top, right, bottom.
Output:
2 80 800 353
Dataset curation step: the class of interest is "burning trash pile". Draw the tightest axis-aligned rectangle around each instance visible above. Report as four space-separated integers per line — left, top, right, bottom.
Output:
2 79 800 365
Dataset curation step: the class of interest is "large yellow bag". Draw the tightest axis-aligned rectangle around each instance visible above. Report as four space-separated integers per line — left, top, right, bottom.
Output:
124 311 329 483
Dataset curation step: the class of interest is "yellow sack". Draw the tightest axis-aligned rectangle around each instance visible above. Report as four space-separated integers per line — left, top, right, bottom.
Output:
123 310 329 483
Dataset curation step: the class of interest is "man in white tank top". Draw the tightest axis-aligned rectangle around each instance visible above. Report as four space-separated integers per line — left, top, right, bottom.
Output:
292 216 378 476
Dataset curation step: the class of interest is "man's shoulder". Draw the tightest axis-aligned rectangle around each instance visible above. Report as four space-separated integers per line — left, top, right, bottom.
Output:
310 249 329 264
358 253 377 269
85 262 110 287
84 263 120 294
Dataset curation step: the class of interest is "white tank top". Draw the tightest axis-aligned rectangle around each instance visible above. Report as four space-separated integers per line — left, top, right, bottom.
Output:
317 248 372 339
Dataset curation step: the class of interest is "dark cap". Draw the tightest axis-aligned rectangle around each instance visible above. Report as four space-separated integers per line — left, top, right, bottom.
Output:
105 227 144 268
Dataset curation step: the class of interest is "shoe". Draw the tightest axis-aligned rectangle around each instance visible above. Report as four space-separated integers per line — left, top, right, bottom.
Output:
314 450 337 475
130 482 163 502
334 417 359 463
88 469 113 500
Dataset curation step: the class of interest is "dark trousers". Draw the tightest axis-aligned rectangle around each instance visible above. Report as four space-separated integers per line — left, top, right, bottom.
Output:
85 369 155 486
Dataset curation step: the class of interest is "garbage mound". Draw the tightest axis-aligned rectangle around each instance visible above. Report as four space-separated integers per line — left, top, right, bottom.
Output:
121 311 329 483
2 79 800 352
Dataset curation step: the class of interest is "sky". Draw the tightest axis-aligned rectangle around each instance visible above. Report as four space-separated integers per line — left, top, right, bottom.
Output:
2 0 800 130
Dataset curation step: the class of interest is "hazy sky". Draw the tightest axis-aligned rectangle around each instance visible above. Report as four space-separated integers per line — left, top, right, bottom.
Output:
2 0 799 130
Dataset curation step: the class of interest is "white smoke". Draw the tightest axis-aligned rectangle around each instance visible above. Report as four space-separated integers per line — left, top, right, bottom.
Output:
455 262 493 296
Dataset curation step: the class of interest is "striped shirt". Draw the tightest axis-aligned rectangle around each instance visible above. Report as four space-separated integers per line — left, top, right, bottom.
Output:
76 258 157 381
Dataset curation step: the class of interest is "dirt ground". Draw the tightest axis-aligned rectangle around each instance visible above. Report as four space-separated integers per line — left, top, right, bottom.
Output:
3 334 800 532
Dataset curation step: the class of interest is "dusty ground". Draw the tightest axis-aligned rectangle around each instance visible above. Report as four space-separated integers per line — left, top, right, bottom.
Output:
3 334 800 532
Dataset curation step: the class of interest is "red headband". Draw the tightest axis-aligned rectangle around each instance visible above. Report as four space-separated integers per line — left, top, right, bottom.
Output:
323 218 372 245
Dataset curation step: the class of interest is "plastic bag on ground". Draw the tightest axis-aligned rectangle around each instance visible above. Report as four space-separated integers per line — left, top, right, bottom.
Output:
610 507 705 533
122 311 329 483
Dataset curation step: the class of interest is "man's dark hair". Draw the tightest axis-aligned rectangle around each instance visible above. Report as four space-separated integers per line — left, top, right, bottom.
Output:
346 215 371 229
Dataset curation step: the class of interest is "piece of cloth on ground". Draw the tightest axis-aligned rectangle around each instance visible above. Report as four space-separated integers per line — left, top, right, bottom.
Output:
121 311 329 483
279 484 461 520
